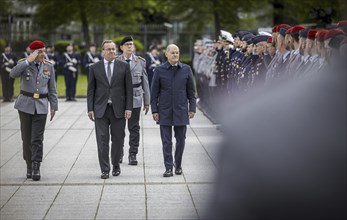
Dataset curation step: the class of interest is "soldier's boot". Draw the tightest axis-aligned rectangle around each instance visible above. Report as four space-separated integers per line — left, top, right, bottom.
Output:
32 161 41 181
26 161 32 179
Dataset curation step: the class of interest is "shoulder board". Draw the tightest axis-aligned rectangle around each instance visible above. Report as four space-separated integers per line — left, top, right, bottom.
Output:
137 56 146 62
18 58 27 63
115 55 122 60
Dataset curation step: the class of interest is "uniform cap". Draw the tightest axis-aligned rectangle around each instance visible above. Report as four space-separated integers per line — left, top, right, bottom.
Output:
149 43 158 51
272 25 278 33
299 28 310 38
252 35 270 44
241 33 255 42
120 36 133 46
279 27 289 37
29 40 45 50
220 30 234 43
235 30 252 38
307 30 318 40
275 24 291 33
286 27 294 35
316 30 329 42
324 29 346 40
290 25 305 34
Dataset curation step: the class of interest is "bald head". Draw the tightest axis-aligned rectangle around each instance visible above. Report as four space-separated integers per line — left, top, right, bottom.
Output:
165 44 180 65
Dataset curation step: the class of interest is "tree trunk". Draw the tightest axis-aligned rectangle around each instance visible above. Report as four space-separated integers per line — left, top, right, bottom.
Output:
212 0 221 39
78 0 90 46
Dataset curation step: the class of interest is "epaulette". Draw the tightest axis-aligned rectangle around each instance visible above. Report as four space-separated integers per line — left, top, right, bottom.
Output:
18 58 26 63
137 56 146 62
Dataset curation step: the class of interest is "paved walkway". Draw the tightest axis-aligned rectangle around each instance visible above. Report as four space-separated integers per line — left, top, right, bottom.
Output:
0 98 222 220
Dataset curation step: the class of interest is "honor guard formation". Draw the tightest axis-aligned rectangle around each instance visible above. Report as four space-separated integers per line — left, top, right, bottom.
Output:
192 20 347 124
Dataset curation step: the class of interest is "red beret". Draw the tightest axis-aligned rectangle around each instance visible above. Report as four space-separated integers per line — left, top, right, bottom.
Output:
316 30 328 42
324 29 346 40
267 36 273 43
307 30 318 40
272 25 277 33
29 40 45 50
286 27 293 35
337 20 347 27
290 25 305 34
279 24 291 29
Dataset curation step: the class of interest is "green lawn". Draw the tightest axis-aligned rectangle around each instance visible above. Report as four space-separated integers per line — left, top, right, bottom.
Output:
1 73 88 98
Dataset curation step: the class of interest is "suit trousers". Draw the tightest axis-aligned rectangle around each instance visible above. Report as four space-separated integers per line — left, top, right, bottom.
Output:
1 71 14 100
160 125 187 170
18 110 47 162
63 70 78 99
95 104 126 173
127 107 141 154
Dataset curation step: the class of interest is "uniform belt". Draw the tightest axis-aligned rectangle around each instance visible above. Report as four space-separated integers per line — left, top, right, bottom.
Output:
133 83 141 88
20 90 48 99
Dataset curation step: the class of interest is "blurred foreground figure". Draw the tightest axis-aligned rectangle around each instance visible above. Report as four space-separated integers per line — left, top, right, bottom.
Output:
205 60 346 219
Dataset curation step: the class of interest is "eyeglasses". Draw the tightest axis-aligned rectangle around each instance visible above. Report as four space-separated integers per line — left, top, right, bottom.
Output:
104 48 116 51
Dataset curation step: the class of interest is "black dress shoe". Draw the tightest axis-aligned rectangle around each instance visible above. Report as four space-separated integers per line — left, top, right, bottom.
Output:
112 167 121 176
163 169 173 177
26 161 32 178
101 172 109 179
175 168 183 175
128 154 138 165
32 161 41 181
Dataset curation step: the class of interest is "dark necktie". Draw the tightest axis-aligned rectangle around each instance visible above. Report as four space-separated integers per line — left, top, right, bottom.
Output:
126 59 130 64
172 65 178 71
107 62 112 84
35 63 40 72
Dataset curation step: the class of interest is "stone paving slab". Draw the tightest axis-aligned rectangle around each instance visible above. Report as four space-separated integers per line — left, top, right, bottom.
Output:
0 98 222 220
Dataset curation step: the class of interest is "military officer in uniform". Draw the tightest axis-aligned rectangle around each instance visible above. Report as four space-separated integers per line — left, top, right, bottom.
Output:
117 36 150 165
61 45 81 101
1 45 18 102
45 45 59 82
83 43 102 80
10 40 58 181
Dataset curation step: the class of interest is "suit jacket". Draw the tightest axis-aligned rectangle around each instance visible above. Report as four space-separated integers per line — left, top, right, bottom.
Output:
10 59 58 114
117 54 150 108
151 61 196 126
87 59 133 118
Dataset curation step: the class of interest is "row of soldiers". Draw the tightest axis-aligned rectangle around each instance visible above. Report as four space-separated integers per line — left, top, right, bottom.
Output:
1 42 165 102
193 20 347 123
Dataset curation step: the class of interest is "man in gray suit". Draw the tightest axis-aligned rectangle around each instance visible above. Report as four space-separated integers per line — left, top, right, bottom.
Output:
10 40 58 181
118 36 150 165
87 40 133 179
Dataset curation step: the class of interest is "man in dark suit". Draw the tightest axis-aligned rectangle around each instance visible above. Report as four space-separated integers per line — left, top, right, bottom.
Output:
87 40 133 179
151 44 196 177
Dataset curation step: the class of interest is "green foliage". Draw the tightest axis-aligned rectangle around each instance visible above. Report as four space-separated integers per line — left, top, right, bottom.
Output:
0 38 6 51
54 40 73 54
113 36 144 53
